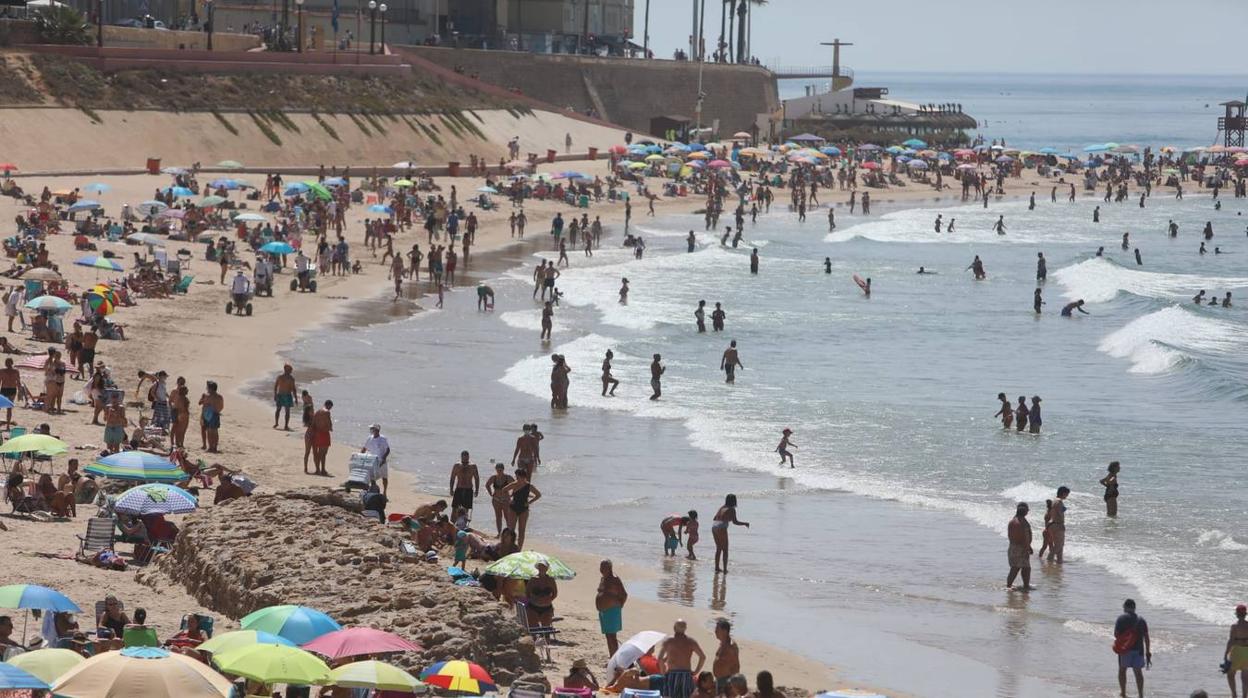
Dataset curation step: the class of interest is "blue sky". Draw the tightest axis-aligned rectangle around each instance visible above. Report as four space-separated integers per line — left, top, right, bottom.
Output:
633 0 1248 74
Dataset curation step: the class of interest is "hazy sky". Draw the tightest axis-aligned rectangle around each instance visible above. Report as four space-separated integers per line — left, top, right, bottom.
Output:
634 0 1248 74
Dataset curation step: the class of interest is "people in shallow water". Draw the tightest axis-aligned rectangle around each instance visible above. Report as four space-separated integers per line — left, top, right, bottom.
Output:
916 266 936 274
1223 292 1233 308
1060 300 1088 317
1193 290 1206 305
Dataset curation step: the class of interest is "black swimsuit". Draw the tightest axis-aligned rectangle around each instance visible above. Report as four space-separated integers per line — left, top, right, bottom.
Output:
510 483 531 514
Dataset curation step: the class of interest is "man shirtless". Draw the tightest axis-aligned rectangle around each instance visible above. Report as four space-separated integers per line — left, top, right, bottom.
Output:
79 328 99 378
0 358 20 424
712 619 740 695
309 400 334 475
659 620 706 698
511 424 541 478
1227 604 1248 698
1006 502 1034 590
103 393 128 453
273 364 297 430
720 341 743 384
449 450 480 515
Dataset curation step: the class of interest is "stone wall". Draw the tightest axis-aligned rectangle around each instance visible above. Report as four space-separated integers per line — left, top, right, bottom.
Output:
399 45 779 136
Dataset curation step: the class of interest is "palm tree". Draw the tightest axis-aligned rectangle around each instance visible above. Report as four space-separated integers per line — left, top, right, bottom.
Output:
742 0 765 63
33 5 91 45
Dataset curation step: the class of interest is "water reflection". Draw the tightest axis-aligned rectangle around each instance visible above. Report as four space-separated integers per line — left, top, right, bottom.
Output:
656 558 698 607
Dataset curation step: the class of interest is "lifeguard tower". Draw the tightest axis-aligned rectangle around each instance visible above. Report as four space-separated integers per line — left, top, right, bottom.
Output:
1218 100 1246 148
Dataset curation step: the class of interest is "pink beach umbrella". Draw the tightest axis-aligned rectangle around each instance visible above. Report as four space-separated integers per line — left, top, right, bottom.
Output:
707 160 732 169
301 628 423 660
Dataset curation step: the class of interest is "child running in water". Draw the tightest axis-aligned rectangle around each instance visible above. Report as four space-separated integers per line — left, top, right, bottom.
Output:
1037 499 1054 559
777 428 796 468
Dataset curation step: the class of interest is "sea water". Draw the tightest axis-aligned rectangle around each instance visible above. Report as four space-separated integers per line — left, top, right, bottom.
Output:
292 190 1246 697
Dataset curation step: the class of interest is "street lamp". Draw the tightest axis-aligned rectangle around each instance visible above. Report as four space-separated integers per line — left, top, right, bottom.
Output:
378 3 387 53
205 0 214 50
295 0 304 52
368 0 376 55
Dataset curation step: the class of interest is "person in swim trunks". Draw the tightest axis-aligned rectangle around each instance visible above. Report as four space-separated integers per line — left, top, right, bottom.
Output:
309 400 334 476
1226 604 1248 697
273 364 297 430
449 450 479 515
659 620 705 698
511 424 541 479
595 560 627 656
198 380 224 453
102 392 127 453
0 358 20 425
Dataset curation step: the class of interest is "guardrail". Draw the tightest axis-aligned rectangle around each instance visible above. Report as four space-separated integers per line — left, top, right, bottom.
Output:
768 65 853 80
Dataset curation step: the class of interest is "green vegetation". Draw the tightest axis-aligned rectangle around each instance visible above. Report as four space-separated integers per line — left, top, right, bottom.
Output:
0 56 41 104
211 109 240 135
33 6 91 45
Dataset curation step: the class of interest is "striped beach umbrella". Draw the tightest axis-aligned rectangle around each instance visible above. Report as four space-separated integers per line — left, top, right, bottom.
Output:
86 452 185 482
241 605 341 645
113 483 198 515
76 256 125 272
7 648 84 684
54 647 233 698
330 661 423 691
482 551 575 580
420 660 495 695
0 584 80 612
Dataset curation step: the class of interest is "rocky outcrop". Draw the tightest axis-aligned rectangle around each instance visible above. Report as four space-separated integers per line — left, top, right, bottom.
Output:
137 490 540 681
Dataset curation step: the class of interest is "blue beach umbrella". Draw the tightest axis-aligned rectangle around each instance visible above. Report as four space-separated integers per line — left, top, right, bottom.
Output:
260 241 296 255
1083 144 1108 153
820 146 841 156
367 204 393 214
909 159 928 169
83 183 112 194
1038 146 1060 155
323 177 348 187
241 605 341 645
687 143 707 152
86 452 186 482
0 395 13 409
164 186 195 198
75 256 124 272
209 178 245 190
0 584 81 613
24 295 72 312
885 145 904 155
284 182 310 196
0 663 49 691
902 138 927 148
113 483 198 516
67 200 102 213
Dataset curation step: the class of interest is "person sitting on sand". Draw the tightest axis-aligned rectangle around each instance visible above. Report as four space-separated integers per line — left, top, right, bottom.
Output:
564 659 600 690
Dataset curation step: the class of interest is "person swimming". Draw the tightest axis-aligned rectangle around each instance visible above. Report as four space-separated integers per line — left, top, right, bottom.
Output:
917 266 936 274
1193 290 1207 305
1060 300 1088 317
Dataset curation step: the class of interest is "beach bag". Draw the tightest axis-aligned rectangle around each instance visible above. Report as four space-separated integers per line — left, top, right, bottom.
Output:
1113 620 1139 655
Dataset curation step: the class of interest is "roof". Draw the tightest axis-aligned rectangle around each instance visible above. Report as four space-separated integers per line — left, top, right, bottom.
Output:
1220 100 1246 107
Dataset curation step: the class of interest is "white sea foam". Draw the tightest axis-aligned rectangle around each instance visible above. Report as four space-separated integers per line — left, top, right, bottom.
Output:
1052 257 1248 303
1196 529 1248 551
1098 306 1246 374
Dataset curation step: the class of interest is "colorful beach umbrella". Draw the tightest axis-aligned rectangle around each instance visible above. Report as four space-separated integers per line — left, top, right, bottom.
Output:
24 295 72 312
75 256 124 272
86 451 185 482
0 663 49 691
483 551 575 580
330 661 423 691
420 660 496 695
7 648 84 684
212 644 330 685
302 627 422 659
259 241 296 255
0 584 80 612
84 291 115 317
113 483 198 515
0 434 68 456
53 647 233 698
241 605 341 645
199 630 295 657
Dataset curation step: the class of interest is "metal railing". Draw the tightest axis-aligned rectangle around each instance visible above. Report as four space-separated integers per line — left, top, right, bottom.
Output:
768 64 853 80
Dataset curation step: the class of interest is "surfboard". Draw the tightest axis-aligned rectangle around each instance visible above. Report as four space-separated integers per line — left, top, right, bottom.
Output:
853 274 869 293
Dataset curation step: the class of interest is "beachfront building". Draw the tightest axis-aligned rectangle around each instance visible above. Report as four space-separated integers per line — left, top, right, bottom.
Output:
782 84 976 144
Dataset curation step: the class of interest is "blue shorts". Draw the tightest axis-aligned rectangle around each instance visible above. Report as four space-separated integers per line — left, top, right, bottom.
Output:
1118 650 1146 669
598 606 622 635
104 426 126 444
664 535 679 553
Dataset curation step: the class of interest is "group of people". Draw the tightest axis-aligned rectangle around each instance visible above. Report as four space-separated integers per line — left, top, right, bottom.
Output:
994 393 1043 434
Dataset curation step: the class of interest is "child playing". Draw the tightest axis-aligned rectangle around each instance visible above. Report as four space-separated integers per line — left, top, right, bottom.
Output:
1037 499 1054 559
777 428 796 468
684 510 699 560
453 530 469 569
659 514 688 557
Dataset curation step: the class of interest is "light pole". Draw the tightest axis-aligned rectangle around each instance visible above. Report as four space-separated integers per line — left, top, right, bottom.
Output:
96 0 103 48
205 0 214 50
368 0 376 54
642 0 650 58
295 0 304 52
378 3 386 53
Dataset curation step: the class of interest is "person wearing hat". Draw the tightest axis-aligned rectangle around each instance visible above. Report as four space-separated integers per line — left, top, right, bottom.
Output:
776 429 795 468
362 424 391 495
1227 604 1248 697
564 659 599 690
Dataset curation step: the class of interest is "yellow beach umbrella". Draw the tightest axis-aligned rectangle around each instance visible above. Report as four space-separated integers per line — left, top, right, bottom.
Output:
329 660 424 691
8 648 84 684
393 179 414 187
213 643 330 685
0 434 68 456
53 647 234 698
686 151 710 160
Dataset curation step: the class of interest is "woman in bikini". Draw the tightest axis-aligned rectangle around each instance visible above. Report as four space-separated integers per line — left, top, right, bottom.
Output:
711 494 750 574
502 469 541 550
1099 461 1120 517
995 392 1014 430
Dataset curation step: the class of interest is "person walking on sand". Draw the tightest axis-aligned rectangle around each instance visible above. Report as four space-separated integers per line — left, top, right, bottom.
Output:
1006 502 1034 591
601 350 619 396
649 354 665 400
198 380 224 454
485 462 514 535
1100 461 1121 517
273 364 297 430
659 620 706 698
1114 599 1151 698
1047 486 1069 562
362 424 391 495
712 494 749 573
309 399 334 475
596 560 627 657
776 428 795 468
449 450 479 517
1225 604 1248 698
502 468 541 549
721 340 743 383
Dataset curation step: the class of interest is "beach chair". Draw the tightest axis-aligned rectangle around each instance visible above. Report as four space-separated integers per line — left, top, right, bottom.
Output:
122 626 159 647
173 275 194 294
179 613 214 638
77 517 116 559
343 453 378 492
511 682 547 698
514 600 559 662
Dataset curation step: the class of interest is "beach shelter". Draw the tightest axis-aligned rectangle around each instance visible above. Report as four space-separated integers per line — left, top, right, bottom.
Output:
85 451 184 482
211 644 330 685
330 661 423 691
241 605 341 645
164 186 195 198
126 232 165 247
420 660 496 694
199 195 228 208
302 627 422 659
20 268 61 282
789 133 825 143
74 256 124 272
198 630 295 657
66 200 102 213
606 630 666 675
0 584 80 644
0 663 49 691
113 483 198 515
233 213 268 222
483 551 575 580
53 647 234 698
7 648 84 684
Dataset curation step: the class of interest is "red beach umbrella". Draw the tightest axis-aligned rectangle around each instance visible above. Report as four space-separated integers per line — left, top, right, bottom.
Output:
301 628 422 659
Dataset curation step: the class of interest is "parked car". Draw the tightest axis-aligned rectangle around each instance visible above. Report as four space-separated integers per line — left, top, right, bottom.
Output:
114 16 167 29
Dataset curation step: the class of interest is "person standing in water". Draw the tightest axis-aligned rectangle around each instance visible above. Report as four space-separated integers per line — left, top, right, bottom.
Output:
934 214 943 233
968 255 986 280
775 428 795 467
1028 396 1042 434
601 350 619 397
1114 599 1151 698
824 258 832 274
1093 206 1100 223
695 301 707 333
720 341 743 384
1015 395 1029 432
1036 252 1047 282
1034 288 1045 314
711 303 726 332
1006 502 1034 591
1100 461 1121 517
712 494 750 573
1046 486 1069 562
995 393 1014 429
1121 232 1130 250
749 248 759 275
540 301 554 341
993 215 1007 235
687 231 697 252
828 208 836 231
1134 248 1143 266
649 354 664 400
619 278 629 304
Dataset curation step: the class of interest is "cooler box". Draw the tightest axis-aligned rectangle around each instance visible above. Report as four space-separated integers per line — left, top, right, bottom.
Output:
345 452 379 491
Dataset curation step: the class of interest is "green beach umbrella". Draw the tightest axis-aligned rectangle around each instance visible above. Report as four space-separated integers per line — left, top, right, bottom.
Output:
0 433 68 456
482 551 576 580
198 630 296 656
329 660 423 691
300 181 332 201
212 644 330 685
240 605 340 645
199 195 228 208
7 648 85 684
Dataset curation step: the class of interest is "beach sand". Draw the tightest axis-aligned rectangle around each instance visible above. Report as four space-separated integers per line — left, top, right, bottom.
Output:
1 151 1053 693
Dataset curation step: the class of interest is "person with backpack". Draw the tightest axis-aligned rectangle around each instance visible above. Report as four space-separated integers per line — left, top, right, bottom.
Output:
1113 598 1152 698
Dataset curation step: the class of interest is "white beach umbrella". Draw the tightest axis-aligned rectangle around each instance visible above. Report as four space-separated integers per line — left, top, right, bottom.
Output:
606 630 666 675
